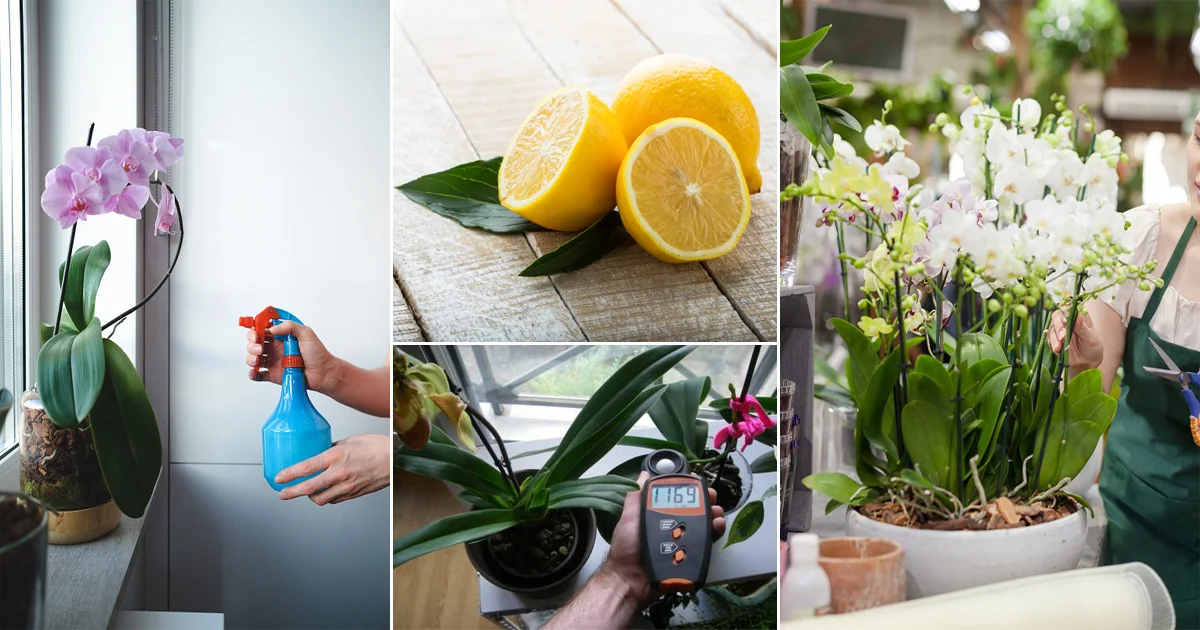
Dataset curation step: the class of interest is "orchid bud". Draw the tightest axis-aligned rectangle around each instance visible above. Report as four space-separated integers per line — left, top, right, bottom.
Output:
1015 305 1029 319
858 299 870 310
1138 281 1151 291
1012 284 1027 297
935 113 950 126
987 299 1001 313
1025 296 1038 307
1001 292 1013 304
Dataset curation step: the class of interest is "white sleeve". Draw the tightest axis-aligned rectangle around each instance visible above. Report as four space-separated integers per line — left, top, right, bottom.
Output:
1103 205 1159 323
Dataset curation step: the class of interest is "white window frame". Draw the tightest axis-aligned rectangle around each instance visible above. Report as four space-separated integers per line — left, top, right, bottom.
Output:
0 0 29 461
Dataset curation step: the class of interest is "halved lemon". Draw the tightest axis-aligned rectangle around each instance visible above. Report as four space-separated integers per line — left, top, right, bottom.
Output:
617 118 751 263
498 86 628 232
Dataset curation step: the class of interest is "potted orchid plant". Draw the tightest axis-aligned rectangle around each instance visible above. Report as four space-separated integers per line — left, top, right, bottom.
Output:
394 346 694 597
20 124 183 543
794 91 1159 596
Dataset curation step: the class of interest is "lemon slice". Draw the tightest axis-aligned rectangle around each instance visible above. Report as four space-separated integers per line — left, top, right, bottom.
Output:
613 55 762 193
617 118 751 263
499 86 628 232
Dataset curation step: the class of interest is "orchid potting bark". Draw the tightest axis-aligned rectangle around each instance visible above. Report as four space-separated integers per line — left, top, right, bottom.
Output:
798 93 1161 526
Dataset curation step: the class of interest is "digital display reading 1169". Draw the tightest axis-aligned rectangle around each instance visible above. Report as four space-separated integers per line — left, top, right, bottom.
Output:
650 483 700 509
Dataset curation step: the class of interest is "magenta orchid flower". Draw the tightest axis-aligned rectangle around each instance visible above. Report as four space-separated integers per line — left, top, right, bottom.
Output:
154 187 176 235
104 184 151 219
63 146 128 198
131 129 184 171
97 129 156 187
713 394 777 452
40 165 108 229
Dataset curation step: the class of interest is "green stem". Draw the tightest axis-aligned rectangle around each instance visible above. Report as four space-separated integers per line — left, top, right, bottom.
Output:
53 123 95 336
953 264 965 500
991 314 1020 495
1032 274 1086 491
836 223 851 322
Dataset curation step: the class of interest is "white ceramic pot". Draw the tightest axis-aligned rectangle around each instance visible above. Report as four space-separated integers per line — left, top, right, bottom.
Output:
845 507 1087 598
1064 442 1103 496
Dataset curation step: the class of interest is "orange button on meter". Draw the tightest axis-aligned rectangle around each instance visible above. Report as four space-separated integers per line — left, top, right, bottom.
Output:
660 578 694 592
672 549 686 564
672 526 684 540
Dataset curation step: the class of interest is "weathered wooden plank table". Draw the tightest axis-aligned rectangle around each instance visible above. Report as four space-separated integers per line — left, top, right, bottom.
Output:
392 0 778 342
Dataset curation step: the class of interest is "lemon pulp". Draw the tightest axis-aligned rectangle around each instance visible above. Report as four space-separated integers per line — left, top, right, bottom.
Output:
618 118 750 263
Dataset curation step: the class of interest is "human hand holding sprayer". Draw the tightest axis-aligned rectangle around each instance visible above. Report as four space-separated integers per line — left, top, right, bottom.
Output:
242 308 390 505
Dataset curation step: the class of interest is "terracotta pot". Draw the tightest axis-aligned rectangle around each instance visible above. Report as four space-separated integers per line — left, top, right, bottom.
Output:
818 537 905 613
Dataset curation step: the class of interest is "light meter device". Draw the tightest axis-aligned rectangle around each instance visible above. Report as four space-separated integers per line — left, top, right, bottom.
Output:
639 449 712 593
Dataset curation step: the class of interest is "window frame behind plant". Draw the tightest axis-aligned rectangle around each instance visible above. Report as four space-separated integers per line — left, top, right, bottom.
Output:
424 345 779 443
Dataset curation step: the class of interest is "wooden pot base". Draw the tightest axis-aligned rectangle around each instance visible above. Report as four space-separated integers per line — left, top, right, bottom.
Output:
47 500 120 545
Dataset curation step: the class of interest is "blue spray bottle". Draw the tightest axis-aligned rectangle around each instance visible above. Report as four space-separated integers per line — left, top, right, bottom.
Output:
239 306 333 492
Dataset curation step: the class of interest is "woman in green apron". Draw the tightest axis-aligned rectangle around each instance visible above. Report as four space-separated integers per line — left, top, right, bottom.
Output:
1049 111 1200 627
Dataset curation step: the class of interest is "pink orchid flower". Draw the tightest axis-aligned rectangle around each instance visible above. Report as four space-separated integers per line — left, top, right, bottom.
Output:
131 129 184 171
154 187 176 235
104 184 151 219
713 394 777 452
63 146 127 198
40 165 108 229
97 129 156 187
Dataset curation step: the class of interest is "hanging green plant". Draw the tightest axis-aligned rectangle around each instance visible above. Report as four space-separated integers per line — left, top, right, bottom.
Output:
1027 0 1128 99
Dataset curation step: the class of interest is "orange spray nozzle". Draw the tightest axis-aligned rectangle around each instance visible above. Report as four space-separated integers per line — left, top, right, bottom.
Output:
239 306 283 369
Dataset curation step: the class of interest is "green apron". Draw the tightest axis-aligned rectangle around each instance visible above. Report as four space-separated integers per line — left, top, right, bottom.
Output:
1101 216 1200 627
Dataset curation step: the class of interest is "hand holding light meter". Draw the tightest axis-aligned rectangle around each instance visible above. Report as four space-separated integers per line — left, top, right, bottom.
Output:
639 449 713 593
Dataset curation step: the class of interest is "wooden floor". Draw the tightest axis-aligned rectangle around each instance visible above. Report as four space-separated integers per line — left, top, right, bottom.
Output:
393 472 493 630
391 0 779 342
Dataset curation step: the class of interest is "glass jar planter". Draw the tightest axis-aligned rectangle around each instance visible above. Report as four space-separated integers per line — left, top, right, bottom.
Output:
19 389 119 544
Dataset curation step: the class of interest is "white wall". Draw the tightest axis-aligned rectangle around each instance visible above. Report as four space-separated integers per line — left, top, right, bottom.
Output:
165 1 390 628
36 0 139 364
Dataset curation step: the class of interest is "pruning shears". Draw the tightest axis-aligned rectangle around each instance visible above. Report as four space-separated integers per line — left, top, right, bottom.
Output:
1143 338 1200 447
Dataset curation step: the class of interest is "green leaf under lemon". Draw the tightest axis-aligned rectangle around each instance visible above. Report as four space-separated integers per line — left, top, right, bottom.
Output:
396 157 542 233
520 212 629 277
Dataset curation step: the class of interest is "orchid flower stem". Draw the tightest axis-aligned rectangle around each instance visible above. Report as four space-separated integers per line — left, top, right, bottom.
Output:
717 345 762 483
52 123 95 336
892 270 908 460
455 385 519 493
953 263 965 500
101 181 185 332
991 314 1020 494
1033 274 1085 491
53 225 78 336
835 223 850 321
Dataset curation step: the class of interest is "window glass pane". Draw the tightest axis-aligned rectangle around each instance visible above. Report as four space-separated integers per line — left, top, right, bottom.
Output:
453 345 776 441
0 0 25 454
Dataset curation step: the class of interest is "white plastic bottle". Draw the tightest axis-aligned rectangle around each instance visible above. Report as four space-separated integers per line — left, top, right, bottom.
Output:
781 533 830 621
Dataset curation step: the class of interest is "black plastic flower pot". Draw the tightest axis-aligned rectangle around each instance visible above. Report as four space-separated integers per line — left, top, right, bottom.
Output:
0 492 49 630
696 449 753 513
464 471 597 597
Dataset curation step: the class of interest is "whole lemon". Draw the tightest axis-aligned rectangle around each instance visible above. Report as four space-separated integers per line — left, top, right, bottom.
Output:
612 54 762 193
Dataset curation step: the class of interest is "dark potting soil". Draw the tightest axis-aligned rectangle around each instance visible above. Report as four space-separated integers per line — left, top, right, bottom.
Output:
0 495 45 630
487 510 575 577
20 400 110 510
